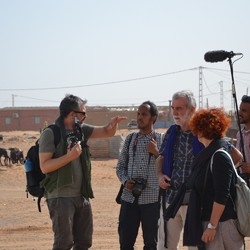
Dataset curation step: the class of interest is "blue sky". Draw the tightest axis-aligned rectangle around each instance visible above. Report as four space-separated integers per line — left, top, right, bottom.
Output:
0 1 250 111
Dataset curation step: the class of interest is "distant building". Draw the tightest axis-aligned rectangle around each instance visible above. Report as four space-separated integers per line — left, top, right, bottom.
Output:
0 106 170 132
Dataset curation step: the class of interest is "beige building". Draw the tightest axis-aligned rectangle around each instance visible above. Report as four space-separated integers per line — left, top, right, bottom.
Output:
0 106 170 132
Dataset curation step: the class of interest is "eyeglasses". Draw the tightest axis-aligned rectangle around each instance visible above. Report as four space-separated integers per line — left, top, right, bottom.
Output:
241 95 250 103
73 111 87 117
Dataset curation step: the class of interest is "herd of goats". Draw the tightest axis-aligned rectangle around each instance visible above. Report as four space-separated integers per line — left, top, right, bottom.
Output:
0 147 25 166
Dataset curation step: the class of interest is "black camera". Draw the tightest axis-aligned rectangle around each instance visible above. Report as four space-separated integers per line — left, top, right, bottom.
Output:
132 178 147 197
66 128 81 149
66 133 78 149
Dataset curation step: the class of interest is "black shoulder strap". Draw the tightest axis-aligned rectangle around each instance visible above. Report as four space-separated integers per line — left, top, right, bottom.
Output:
148 130 157 165
115 133 135 205
125 132 135 169
37 196 42 212
127 132 134 149
47 124 61 147
36 125 60 212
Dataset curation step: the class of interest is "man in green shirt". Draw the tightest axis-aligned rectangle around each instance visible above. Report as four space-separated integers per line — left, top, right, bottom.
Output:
39 94 126 250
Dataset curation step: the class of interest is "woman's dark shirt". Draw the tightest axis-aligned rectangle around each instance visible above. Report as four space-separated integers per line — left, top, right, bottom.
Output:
194 151 237 222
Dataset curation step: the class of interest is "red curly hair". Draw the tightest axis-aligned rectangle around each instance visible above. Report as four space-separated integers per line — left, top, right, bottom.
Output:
189 108 231 140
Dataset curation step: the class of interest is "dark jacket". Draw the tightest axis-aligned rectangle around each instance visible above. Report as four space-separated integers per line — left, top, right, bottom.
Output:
183 138 236 248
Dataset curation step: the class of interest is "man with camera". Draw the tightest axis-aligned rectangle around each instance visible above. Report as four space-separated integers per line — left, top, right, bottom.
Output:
116 101 163 250
39 94 126 250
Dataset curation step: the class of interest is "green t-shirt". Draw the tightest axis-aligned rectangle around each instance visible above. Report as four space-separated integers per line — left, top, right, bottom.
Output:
39 124 94 199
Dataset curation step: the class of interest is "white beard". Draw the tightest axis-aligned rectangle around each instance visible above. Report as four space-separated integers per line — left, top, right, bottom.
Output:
173 111 191 127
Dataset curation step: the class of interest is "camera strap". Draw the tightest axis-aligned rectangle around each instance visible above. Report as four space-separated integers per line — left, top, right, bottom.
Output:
147 131 156 165
131 133 139 178
131 130 156 180
131 131 157 204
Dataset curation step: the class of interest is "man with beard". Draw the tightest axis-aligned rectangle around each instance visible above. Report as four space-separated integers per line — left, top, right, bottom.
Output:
157 90 204 250
39 94 126 250
116 101 163 250
236 95 250 174
157 90 242 250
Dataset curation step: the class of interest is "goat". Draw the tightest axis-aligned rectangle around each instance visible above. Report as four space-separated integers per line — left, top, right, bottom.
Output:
0 148 10 166
8 148 25 165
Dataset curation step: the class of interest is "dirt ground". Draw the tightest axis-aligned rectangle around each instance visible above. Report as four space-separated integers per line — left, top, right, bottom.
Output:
0 129 249 250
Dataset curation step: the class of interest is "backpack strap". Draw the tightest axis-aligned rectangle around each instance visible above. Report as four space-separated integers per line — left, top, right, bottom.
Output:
36 125 60 212
210 149 235 174
210 148 238 212
47 124 61 147
37 196 42 212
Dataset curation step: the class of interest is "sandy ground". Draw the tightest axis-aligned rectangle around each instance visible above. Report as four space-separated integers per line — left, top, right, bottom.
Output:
0 129 249 250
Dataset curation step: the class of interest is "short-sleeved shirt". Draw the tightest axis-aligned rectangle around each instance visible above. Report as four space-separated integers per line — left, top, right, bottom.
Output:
39 124 94 199
236 128 250 163
116 131 163 205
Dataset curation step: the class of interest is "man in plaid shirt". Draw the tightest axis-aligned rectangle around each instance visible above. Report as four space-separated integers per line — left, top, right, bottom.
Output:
157 90 200 250
116 101 163 250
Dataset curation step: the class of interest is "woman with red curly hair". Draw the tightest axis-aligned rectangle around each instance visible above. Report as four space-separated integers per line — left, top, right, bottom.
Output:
183 108 244 250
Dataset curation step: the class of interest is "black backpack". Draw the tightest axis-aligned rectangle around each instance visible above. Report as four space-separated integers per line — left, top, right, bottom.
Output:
25 125 61 212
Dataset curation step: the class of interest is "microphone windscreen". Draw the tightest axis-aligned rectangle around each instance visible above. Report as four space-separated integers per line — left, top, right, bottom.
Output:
204 50 230 63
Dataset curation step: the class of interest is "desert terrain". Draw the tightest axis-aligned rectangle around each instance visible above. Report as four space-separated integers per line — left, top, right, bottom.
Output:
0 129 249 250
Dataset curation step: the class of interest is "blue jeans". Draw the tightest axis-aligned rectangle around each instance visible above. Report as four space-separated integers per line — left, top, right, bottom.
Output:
47 196 93 250
118 200 160 250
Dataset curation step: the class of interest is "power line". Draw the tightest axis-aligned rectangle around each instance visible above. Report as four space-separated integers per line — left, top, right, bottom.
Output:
0 67 199 91
203 67 250 75
3 66 250 108
0 67 249 92
13 94 58 103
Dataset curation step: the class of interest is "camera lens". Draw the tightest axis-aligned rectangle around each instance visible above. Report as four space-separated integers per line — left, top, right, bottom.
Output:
132 178 147 198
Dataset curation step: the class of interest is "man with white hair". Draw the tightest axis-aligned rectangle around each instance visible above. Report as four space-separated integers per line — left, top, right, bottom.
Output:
157 90 242 250
157 90 204 250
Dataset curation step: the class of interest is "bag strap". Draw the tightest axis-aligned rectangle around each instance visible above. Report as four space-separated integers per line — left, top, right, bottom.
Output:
115 133 135 204
210 149 237 176
210 148 239 213
147 130 157 165
125 132 135 170
37 197 42 212
36 124 61 212
47 124 61 147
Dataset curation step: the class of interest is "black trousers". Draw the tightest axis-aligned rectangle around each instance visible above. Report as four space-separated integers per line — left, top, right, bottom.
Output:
118 200 159 250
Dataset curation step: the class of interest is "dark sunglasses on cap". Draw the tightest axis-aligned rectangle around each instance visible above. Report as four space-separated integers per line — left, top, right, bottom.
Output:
241 95 250 103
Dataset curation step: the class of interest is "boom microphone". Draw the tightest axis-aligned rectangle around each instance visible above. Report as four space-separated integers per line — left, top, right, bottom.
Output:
204 50 242 63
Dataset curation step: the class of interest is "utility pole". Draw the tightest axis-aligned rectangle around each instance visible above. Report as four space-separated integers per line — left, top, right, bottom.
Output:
218 81 224 107
198 66 203 109
206 98 209 108
168 100 172 122
12 94 15 107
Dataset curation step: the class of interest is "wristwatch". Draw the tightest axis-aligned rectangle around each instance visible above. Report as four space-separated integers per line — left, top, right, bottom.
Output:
207 222 217 230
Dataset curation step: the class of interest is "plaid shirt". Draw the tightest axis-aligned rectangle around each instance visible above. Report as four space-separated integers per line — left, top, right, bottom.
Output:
116 131 163 205
159 128 195 204
160 127 234 204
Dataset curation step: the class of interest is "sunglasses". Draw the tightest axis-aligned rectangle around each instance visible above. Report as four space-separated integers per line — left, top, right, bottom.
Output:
241 95 250 103
73 111 87 117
